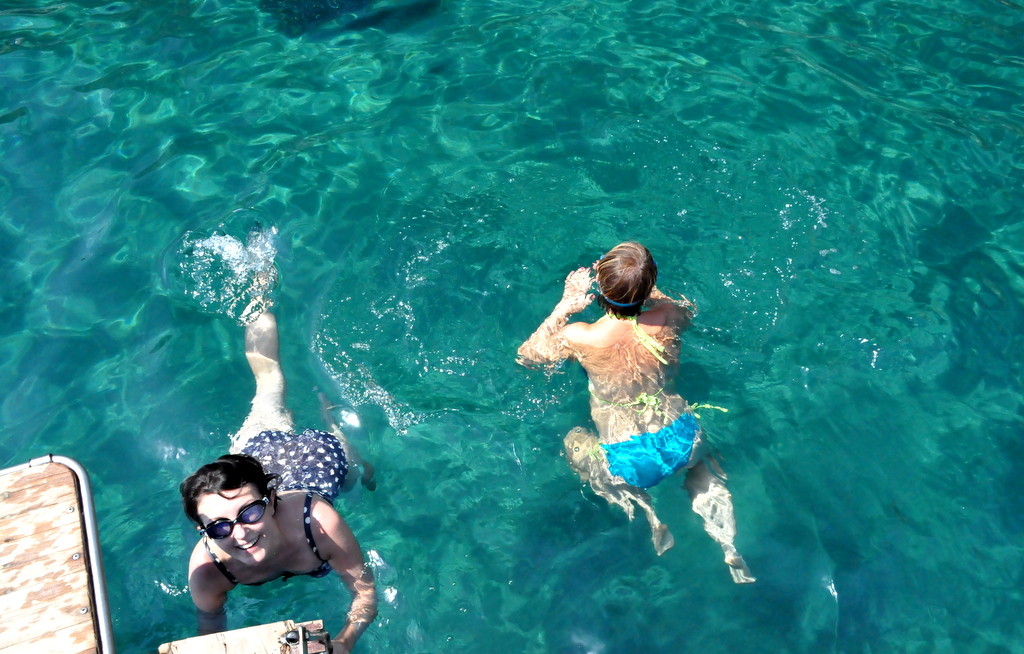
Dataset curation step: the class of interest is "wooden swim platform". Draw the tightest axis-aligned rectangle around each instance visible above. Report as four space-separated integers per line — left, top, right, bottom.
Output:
159 619 330 654
0 455 115 654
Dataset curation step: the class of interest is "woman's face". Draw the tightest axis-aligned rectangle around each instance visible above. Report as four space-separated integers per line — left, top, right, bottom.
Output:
196 483 275 564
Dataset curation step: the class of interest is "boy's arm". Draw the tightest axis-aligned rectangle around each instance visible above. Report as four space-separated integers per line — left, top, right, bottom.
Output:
516 268 594 367
648 286 695 329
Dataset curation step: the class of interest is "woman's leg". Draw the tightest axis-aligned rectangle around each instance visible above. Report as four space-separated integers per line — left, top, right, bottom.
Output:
684 456 756 583
318 391 376 492
230 311 295 453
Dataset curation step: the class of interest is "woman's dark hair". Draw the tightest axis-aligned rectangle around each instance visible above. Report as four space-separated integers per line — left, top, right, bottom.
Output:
180 454 278 527
595 241 658 317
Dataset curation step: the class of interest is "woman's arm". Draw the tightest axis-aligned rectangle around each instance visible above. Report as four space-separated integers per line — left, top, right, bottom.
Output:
310 500 378 654
187 540 234 635
516 268 595 367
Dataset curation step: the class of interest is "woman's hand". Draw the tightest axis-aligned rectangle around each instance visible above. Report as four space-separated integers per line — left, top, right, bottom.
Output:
559 267 595 314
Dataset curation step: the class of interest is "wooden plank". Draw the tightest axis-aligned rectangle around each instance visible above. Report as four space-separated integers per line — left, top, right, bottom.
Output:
0 463 70 491
0 509 85 558
0 462 99 654
0 583 94 636
0 524 88 585
0 464 76 505
0 618 99 654
0 468 79 528
0 536 95 649
159 619 328 654
0 566 89 616
0 586 95 649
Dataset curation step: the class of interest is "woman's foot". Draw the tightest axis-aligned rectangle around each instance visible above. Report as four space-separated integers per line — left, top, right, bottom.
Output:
245 311 281 362
318 389 376 492
360 460 377 491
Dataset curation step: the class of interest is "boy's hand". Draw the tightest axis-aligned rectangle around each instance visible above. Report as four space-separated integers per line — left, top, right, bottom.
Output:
559 267 595 313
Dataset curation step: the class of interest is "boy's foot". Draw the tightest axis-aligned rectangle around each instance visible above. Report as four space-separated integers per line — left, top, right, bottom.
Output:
725 552 756 584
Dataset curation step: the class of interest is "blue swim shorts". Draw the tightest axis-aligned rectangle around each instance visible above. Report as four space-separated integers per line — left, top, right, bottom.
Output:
601 413 699 489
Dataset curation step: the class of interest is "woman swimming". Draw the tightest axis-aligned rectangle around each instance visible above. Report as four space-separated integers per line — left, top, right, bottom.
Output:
180 311 379 651
517 241 754 583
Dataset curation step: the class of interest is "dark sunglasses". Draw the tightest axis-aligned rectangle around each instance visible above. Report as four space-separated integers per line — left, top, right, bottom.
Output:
199 497 269 540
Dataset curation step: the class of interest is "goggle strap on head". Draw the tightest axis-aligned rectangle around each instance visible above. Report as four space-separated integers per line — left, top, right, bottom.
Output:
600 294 642 308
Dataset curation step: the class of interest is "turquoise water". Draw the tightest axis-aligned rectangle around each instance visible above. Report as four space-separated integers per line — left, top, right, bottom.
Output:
2 0 1023 651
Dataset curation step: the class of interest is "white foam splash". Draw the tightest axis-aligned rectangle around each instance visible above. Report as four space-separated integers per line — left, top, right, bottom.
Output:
180 226 279 324
823 576 838 600
156 581 188 597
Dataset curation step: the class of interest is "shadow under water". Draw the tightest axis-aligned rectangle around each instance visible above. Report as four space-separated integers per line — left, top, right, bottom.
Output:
258 0 442 36
259 0 373 35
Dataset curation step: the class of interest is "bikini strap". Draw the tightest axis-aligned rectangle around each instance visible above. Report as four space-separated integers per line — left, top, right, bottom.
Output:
628 316 669 365
303 492 329 563
203 537 239 586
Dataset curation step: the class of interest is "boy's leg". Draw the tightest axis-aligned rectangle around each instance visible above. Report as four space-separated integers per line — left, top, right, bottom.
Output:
684 456 756 583
230 312 294 453
564 426 674 555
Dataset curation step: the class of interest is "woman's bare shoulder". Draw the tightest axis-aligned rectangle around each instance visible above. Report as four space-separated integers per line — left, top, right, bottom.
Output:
187 540 235 602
